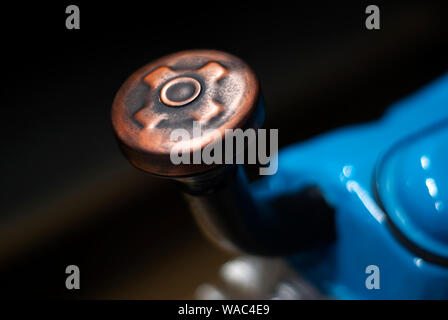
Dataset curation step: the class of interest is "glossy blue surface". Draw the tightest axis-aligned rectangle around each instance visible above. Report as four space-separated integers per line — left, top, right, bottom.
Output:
253 73 448 299
377 121 448 259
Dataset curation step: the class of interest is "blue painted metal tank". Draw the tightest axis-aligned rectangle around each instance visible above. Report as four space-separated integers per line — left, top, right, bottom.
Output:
253 73 448 299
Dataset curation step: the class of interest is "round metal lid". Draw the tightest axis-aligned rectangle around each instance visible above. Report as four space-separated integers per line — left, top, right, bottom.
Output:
111 50 261 176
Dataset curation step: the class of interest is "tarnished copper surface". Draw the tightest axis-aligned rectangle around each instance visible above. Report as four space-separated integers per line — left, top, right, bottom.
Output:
111 50 261 176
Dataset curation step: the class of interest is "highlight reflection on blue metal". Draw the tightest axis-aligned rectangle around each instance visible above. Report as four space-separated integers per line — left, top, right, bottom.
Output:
377 120 448 260
253 73 448 299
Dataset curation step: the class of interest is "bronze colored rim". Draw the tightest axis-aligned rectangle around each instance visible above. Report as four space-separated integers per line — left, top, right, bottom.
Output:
160 76 202 107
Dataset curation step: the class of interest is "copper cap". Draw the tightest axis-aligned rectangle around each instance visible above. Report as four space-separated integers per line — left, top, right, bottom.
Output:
111 50 262 176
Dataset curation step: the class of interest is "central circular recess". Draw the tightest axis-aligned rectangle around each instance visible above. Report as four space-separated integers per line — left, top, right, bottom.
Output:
160 77 201 107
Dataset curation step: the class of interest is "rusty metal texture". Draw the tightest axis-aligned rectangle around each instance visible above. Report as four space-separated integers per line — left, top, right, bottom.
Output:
111 50 261 176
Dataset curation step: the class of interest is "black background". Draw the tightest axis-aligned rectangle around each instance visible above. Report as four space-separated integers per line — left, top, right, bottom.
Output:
1 1 447 299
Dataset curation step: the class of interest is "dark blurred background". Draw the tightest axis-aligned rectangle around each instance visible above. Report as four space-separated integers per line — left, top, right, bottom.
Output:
0 1 447 298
